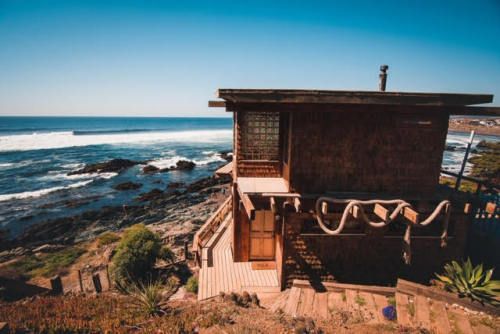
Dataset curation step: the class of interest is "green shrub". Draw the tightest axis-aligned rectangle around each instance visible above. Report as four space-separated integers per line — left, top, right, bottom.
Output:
97 232 121 247
185 275 198 293
435 258 500 306
111 224 174 283
12 247 85 278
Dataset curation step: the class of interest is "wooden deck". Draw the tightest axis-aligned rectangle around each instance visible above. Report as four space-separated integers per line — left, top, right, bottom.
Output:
238 177 289 194
198 219 280 300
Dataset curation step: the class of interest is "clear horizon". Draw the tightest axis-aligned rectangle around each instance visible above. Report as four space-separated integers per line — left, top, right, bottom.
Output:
1 0 499 117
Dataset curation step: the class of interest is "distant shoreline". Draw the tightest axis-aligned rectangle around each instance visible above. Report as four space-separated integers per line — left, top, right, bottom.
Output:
449 117 500 137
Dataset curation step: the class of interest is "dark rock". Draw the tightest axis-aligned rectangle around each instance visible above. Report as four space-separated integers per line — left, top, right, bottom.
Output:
167 182 185 188
220 150 233 162
113 181 143 191
174 160 195 171
134 189 164 202
184 176 229 194
158 160 196 173
68 159 142 175
444 145 456 151
142 165 160 174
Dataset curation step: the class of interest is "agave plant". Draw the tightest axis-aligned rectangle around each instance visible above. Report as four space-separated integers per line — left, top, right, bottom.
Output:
117 279 167 316
435 258 500 306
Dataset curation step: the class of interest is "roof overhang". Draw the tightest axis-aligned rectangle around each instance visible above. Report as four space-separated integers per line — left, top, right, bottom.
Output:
215 89 493 106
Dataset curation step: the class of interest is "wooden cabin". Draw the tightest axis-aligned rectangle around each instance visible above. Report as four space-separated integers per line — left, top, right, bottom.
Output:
194 86 499 300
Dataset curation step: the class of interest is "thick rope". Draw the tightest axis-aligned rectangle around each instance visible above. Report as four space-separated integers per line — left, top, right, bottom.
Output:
314 197 451 264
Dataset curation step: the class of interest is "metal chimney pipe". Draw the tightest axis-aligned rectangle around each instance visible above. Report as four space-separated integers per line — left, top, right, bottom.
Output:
379 65 389 91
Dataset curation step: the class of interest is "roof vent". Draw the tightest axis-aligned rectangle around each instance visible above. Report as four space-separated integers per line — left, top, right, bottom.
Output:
379 65 389 92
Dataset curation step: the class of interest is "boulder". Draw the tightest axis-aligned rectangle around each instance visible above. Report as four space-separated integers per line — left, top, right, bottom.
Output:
68 159 142 175
174 160 195 171
113 181 143 191
220 150 233 162
142 165 160 174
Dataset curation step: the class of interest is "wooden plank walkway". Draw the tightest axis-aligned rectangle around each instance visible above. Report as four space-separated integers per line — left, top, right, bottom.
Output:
198 220 280 300
271 281 497 333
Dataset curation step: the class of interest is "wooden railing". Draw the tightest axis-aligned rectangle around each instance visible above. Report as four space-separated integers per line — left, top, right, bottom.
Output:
193 196 232 266
440 170 500 196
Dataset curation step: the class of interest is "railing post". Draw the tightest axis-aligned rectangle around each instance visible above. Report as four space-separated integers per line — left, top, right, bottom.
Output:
456 130 475 191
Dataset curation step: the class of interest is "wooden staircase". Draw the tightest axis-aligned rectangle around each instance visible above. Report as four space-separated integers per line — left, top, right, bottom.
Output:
268 280 498 333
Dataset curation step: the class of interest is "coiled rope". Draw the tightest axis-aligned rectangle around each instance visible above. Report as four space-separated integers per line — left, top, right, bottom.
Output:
314 197 451 264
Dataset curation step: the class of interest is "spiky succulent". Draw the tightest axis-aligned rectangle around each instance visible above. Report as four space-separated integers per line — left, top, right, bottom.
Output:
435 258 500 306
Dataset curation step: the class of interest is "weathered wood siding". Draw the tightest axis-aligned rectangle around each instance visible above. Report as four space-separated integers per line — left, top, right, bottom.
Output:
288 107 449 194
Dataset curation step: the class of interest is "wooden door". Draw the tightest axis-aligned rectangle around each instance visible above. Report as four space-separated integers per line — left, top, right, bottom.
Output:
250 210 275 260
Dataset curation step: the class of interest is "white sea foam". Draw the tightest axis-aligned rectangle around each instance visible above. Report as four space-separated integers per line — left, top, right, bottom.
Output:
193 154 225 165
38 172 118 181
148 156 189 169
0 129 233 152
0 180 93 202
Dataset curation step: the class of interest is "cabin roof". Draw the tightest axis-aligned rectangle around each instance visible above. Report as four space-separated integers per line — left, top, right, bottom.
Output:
215 89 493 106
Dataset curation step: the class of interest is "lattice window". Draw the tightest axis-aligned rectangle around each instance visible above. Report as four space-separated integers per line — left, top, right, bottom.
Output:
241 112 280 160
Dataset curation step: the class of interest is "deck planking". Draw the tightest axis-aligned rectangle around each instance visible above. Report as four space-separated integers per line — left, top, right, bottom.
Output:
198 220 280 300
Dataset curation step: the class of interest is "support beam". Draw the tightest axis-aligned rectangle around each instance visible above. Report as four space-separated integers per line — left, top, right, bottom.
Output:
485 202 497 215
237 184 255 220
294 197 302 213
321 202 328 215
374 203 389 221
270 197 277 214
350 205 360 219
403 207 420 224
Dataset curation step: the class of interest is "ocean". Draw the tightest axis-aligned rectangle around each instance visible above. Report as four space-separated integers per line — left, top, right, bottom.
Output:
0 116 498 237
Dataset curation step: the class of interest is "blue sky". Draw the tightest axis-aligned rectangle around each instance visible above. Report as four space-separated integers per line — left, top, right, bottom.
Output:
0 0 499 117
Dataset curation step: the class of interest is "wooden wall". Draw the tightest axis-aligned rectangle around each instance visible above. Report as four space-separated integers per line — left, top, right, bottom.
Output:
288 107 449 194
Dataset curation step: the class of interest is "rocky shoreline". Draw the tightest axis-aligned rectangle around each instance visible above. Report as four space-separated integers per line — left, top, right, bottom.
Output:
0 155 232 263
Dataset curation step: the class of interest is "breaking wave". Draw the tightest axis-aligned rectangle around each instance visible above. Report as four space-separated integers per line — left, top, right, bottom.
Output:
0 180 93 202
0 129 233 152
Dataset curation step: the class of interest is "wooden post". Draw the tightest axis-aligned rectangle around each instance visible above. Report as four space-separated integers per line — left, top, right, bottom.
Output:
92 274 102 293
78 269 84 292
50 276 63 294
184 240 189 261
455 130 475 191
106 265 112 290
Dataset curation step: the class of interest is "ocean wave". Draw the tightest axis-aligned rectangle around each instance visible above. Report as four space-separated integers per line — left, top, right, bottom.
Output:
0 180 93 202
148 156 189 169
72 129 162 135
0 129 233 152
38 172 118 181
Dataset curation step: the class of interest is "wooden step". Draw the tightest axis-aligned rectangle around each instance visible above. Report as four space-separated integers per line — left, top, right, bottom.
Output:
415 295 431 330
372 293 390 323
312 292 328 319
359 292 381 324
429 300 452 334
395 292 413 327
284 286 301 316
449 309 474 334
298 288 315 317
327 292 347 316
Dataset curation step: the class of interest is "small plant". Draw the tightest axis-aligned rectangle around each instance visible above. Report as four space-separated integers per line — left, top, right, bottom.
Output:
97 232 121 247
354 293 366 306
185 275 198 293
435 258 500 306
250 292 260 306
118 279 166 316
341 291 346 302
387 295 396 307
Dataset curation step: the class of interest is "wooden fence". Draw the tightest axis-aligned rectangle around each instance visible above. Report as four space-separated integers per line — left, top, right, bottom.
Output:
193 196 232 266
